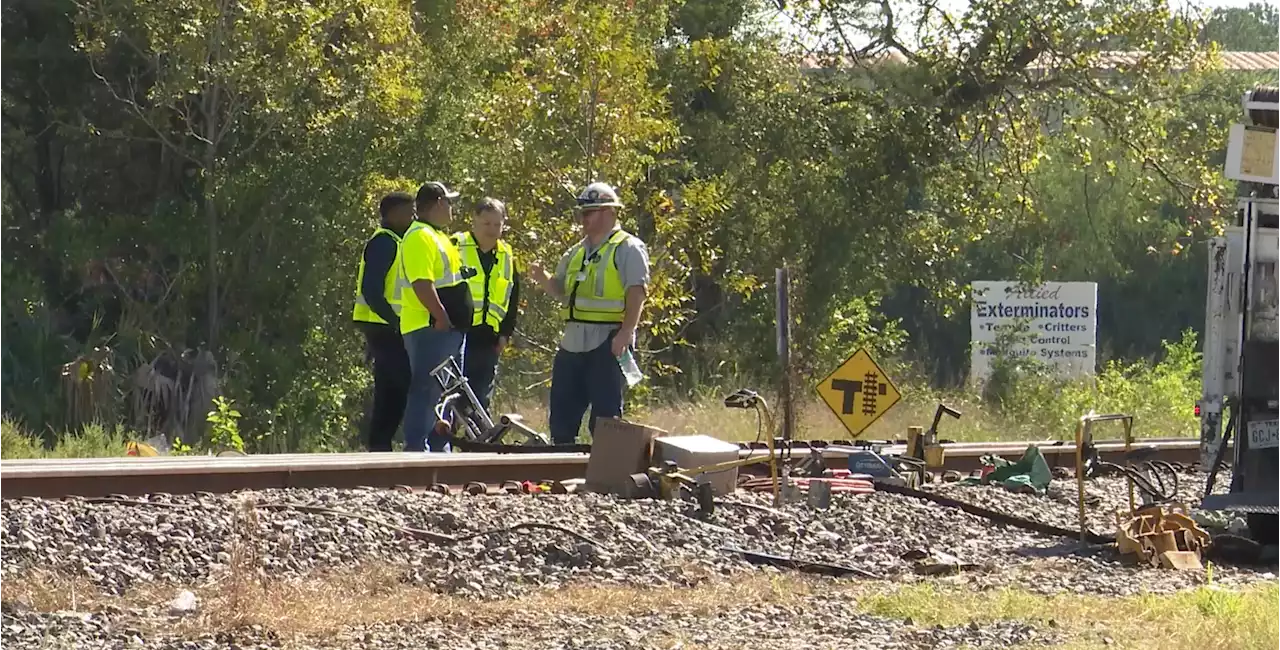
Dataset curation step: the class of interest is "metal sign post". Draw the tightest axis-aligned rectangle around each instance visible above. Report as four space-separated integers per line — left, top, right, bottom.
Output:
776 266 793 443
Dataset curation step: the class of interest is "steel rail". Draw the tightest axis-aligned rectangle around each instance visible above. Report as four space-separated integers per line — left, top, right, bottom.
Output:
0 437 1200 467
0 439 1211 499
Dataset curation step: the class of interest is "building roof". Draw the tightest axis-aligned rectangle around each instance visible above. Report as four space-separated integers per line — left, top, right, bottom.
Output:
1210 51 1278 71
800 50 1279 71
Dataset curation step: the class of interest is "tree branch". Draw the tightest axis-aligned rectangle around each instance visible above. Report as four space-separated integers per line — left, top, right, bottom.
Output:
877 0 922 65
85 56 202 167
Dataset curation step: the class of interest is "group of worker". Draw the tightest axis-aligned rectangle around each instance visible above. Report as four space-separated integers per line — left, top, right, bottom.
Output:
351 180 649 452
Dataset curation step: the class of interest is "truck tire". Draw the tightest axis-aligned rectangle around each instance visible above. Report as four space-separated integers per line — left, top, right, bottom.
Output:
1247 513 1278 544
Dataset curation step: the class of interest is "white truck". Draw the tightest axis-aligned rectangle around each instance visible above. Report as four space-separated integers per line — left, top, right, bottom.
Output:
1198 85 1279 544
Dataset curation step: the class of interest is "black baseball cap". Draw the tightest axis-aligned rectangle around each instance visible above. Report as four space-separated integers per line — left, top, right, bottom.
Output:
416 181 460 204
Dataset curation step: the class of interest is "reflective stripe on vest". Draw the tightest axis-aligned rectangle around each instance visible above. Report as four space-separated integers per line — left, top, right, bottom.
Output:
391 221 426 302
426 223 465 287
559 229 630 323
396 223 462 291
454 232 514 330
353 227 404 325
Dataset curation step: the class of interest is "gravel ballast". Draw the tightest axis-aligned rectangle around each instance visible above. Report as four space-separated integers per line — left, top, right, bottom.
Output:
2 468 1275 648
3 472 1271 597
1 598 1054 650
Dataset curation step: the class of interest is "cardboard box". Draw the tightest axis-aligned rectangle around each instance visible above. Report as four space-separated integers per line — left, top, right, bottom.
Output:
584 418 665 495
652 434 741 496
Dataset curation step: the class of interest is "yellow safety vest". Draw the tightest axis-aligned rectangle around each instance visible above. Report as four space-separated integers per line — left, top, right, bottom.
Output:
353 226 406 325
453 232 515 331
560 228 632 324
398 222 466 335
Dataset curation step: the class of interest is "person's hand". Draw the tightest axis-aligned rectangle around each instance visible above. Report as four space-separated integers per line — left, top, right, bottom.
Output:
433 317 452 331
610 328 633 358
528 262 552 291
496 336 509 355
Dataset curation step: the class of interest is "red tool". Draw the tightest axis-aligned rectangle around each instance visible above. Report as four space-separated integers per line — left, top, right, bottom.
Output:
740 476 874 494
821 469 877 480
790 478 875 494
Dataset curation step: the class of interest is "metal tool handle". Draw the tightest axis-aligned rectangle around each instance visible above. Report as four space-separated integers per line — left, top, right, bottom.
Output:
926 403 963 440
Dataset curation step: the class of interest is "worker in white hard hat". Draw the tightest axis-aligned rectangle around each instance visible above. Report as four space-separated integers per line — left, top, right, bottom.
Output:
527 182 650 444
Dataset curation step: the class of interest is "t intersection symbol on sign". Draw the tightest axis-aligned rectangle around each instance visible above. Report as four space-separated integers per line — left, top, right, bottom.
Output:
814 347 902 438
829 375 888 415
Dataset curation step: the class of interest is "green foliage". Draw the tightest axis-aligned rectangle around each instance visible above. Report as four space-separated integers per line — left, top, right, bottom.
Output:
989 329 1202 439
857 582 1279 650
206 396 244 453
51 425 130 458
0 418 46 459
1 0 1272 452
1 296 78 437
978 318 1046 408
1201 3 1279 50
170 437 195 456
1 417 131 459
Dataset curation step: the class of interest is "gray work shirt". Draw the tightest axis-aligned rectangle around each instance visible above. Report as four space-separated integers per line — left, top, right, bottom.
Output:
553 229 650 353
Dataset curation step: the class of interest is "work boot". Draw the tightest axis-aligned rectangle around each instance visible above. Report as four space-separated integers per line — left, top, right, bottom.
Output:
427 419 454 452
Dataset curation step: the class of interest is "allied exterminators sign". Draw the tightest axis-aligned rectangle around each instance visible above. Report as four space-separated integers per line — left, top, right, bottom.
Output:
970 281 1098 382
815 348 902 437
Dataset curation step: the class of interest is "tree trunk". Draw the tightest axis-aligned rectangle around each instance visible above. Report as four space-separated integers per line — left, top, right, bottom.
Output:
202 86 221 353
205 185 218 352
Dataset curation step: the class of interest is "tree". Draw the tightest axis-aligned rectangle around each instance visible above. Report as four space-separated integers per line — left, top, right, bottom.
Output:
73 0 423 354
0 0 1257 449
753 0 1219 373
1201 3 1279 51
15 0 427 444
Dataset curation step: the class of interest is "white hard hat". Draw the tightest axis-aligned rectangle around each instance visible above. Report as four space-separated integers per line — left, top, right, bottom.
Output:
575 182 624 210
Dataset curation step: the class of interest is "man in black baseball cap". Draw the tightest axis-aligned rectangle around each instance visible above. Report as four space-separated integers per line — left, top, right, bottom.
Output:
399 180 473 452
416 181 460 204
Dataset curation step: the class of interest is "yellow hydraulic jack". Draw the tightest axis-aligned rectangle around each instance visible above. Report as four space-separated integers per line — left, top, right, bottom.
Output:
624 389 783 514
625 452 780 516
905 403 961 468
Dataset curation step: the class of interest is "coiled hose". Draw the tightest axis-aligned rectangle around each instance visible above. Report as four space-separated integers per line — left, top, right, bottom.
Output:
1092 459 1181 504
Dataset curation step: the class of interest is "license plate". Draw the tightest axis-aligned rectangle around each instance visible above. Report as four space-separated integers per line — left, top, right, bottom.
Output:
1247 420 1279 450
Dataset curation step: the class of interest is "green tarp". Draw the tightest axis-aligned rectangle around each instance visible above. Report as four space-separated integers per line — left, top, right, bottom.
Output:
961 445 1053 495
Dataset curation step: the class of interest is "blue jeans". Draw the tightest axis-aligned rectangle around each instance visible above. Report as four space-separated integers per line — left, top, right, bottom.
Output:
403 327 465 452
548 334 625 445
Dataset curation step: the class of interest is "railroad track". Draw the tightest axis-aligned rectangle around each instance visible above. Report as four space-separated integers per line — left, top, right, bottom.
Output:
0 438 1210 499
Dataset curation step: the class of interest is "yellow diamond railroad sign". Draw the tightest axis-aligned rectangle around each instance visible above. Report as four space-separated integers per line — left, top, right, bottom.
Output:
815 348 901 437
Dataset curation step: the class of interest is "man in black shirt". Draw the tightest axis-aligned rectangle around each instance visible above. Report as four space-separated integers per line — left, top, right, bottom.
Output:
352 192 418 451
452 198 521 414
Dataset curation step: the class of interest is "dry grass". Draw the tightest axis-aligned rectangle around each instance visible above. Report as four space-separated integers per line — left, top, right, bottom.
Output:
509 393 1066 444
204 568 811 634
0 493 818 643
1 567 815 640
4 566 1275 649
0 570 111 612
500 344 1202 445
